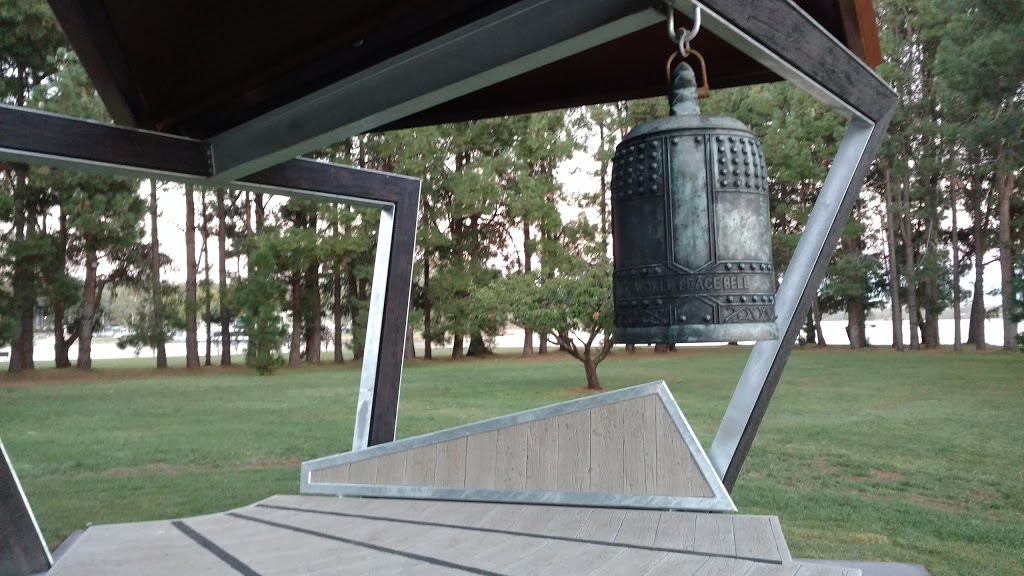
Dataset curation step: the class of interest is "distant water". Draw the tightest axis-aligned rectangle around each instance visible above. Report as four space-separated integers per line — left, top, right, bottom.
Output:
3 318 1017 364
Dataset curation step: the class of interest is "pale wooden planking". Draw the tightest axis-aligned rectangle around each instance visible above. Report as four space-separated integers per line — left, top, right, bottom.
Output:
694 513 737 556
403 443 438 486
474 503 529 529
466 507 560 570
501 540 590 576
508 505 561 534
623 394 658 495
540 507 592 538
540 545 626 576
770 517 793 562
693 557 755 575
655 400 714 497
310 463 349 484
589 402 625 493
733 516 782 562
643 552 713 576
792 563 863 576
495 423 529 490
589 549 669 576
434 437 468 488
465 429 497 488
555 410 591 492
653 511 698 551
375 451 407 485
349 457 378 484
575 508 627 541
743 563 788 576
526 417 558 490
614 510 663 546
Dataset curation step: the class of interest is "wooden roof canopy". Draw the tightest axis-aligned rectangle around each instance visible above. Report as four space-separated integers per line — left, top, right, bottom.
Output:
48 0 881 140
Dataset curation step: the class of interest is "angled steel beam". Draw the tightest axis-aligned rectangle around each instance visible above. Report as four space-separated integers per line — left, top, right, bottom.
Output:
206 0 663 181
0 106 420 447
1 438 52 576
664 1 900 490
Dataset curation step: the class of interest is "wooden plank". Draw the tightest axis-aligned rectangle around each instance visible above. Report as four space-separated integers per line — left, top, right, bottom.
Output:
743 563 787 576
501 540 590 576
694 514 736 556
403 443 438 486
555 411 590 492
623 394 658 495
769 516 793 562
642 553 712 576
733 516 782 562
613 510 662 546
539 544 625 576
655 401 713 497
692 557 754 575
309 463 348 484
793 563 861 576
589 402 625 493
653 512 697 551
375 451 407 485
435 437 467 488
575 508 627 541
465 430 497 488
348 457 377 484
475 504 528 530
540 507 592 538
508 505 561 534
589 549 668 575
495 424 528 490
526 417 558 490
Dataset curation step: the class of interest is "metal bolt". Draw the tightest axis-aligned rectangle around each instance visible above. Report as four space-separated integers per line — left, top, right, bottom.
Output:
703 314 712 322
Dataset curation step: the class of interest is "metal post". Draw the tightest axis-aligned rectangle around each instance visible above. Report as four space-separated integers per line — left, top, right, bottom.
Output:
353 207 396 450
709 114 894 489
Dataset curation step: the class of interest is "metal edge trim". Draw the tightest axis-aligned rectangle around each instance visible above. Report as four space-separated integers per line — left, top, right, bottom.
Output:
303 382 667 469
654 386 737 511
298 484 736 512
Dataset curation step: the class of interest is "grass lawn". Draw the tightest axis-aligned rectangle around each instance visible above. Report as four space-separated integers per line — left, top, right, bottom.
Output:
1 346 1022 575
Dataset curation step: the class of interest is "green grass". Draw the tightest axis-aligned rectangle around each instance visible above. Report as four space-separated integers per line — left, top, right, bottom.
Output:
1 347 1022 575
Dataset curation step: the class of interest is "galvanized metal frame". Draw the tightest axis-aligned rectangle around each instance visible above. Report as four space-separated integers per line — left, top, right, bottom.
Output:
302 381 737 512
205 0 665 181
0 438 53 574
0 105 420 449
662 1 898 490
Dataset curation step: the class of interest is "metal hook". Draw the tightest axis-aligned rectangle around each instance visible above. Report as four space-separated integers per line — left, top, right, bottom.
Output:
666 4 702 55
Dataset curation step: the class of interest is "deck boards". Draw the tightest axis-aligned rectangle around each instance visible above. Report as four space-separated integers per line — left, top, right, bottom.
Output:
47 495 860 576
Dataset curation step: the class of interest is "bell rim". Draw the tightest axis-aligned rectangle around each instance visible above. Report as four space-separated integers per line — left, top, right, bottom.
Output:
613 322 780 345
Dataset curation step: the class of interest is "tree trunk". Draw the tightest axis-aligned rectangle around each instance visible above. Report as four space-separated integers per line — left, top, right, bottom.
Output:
53 206 72 369
304 262 322 364
846 298 867 348
812 295 826 347
538 337 548 354
148 180 168 368
184 184 200 368
583 348 602 390
522 222 534 356
951 184 962 352
76 250 99 369
654 343 672 353
451 334 464 359
289 275 303 367
201 191 213 365
901 226 921 350
255 193 266 232
998 172 1014 350
423 254 433 360
968 183 987 349
217 189 232 365
8 172 35 373
883 171 904 351
332 271 345 364
467 332 489 356
922 276 941 348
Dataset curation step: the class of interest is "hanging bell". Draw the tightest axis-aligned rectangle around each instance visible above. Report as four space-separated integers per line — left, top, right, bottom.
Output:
611 55 779 344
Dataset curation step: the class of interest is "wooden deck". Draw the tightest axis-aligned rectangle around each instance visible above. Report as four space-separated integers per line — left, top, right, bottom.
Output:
48 495 859 575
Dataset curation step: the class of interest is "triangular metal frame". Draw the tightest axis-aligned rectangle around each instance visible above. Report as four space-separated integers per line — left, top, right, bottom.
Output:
302 382 736 512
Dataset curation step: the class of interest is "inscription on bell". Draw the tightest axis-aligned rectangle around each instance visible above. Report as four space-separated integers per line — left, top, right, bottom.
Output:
625 274 751 298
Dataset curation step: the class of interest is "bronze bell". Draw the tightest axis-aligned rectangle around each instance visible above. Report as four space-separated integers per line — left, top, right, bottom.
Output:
611 58 779 344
